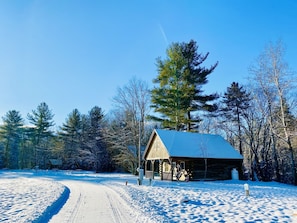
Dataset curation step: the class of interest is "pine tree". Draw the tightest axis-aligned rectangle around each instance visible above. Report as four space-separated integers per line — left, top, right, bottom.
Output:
27 102 55 168
221 82 251 154
59 107 112 171
86 106 111 172
59 109 82 169
150 40 218 131
0 110 24 168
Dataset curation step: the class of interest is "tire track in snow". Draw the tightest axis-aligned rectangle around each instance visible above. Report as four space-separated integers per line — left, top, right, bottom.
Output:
67 187 82 223
102 185 131 223
49 180 83 223
49 180 135 223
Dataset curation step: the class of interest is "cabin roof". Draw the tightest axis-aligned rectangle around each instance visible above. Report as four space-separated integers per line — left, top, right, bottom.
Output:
145 129 243 160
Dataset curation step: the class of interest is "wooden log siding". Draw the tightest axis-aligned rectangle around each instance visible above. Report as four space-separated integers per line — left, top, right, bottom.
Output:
185 158 242 181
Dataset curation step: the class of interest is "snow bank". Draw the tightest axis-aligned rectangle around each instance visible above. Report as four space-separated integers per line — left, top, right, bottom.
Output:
0 172 68 223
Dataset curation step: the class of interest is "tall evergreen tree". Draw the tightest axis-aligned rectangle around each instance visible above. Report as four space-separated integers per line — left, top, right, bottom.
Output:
0 110 24 168
59 109 82 169
86 106 111 172
221 82 251 154
27 102 55 168
59 107 112 171
150 40 218 131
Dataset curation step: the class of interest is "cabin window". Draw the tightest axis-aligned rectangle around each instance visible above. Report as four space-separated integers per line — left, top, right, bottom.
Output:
180 161 185 170
172 162 176 170
163 161 170 172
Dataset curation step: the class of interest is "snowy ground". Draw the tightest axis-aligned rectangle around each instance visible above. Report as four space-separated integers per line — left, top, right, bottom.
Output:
1 170 297 223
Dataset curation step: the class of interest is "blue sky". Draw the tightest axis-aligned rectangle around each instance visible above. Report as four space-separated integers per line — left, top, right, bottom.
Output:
0 1 296 127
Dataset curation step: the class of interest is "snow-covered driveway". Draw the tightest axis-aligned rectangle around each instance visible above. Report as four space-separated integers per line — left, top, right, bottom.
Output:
0 170 156 223
49 180 136 223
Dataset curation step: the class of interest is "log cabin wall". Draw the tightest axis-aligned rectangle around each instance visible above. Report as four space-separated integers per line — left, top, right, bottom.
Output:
185 158 242 181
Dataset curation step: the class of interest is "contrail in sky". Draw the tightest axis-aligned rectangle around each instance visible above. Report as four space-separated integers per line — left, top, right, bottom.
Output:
158 23 169 45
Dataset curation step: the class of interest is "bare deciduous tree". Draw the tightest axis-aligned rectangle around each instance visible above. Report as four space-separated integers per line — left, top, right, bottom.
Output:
109 77 151 172
249 40 297 184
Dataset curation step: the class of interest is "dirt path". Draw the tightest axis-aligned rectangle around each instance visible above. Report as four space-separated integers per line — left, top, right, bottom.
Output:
49 180 135 223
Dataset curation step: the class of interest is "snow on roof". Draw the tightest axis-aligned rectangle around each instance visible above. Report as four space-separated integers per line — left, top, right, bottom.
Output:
155 129 243 159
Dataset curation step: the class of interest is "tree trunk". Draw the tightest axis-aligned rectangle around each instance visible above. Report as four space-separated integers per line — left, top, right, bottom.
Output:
237 110 243 155
271 134 280 181
287 138 296 185
187 111 191 132
204 158 207 180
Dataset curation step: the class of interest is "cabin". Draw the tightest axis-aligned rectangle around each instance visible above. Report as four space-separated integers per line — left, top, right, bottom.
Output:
143 129 243 181
48 159 62 169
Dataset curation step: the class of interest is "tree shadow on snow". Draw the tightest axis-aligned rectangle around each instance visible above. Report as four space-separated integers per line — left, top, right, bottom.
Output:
183 200 213 206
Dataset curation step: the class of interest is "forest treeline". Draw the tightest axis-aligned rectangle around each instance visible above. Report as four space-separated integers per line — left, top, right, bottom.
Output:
1 39 296 185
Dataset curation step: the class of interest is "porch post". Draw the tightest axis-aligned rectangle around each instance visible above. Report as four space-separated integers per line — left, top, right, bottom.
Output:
144 161 147 178
169 158 173 181
152 160 155 179
160 160 163 180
